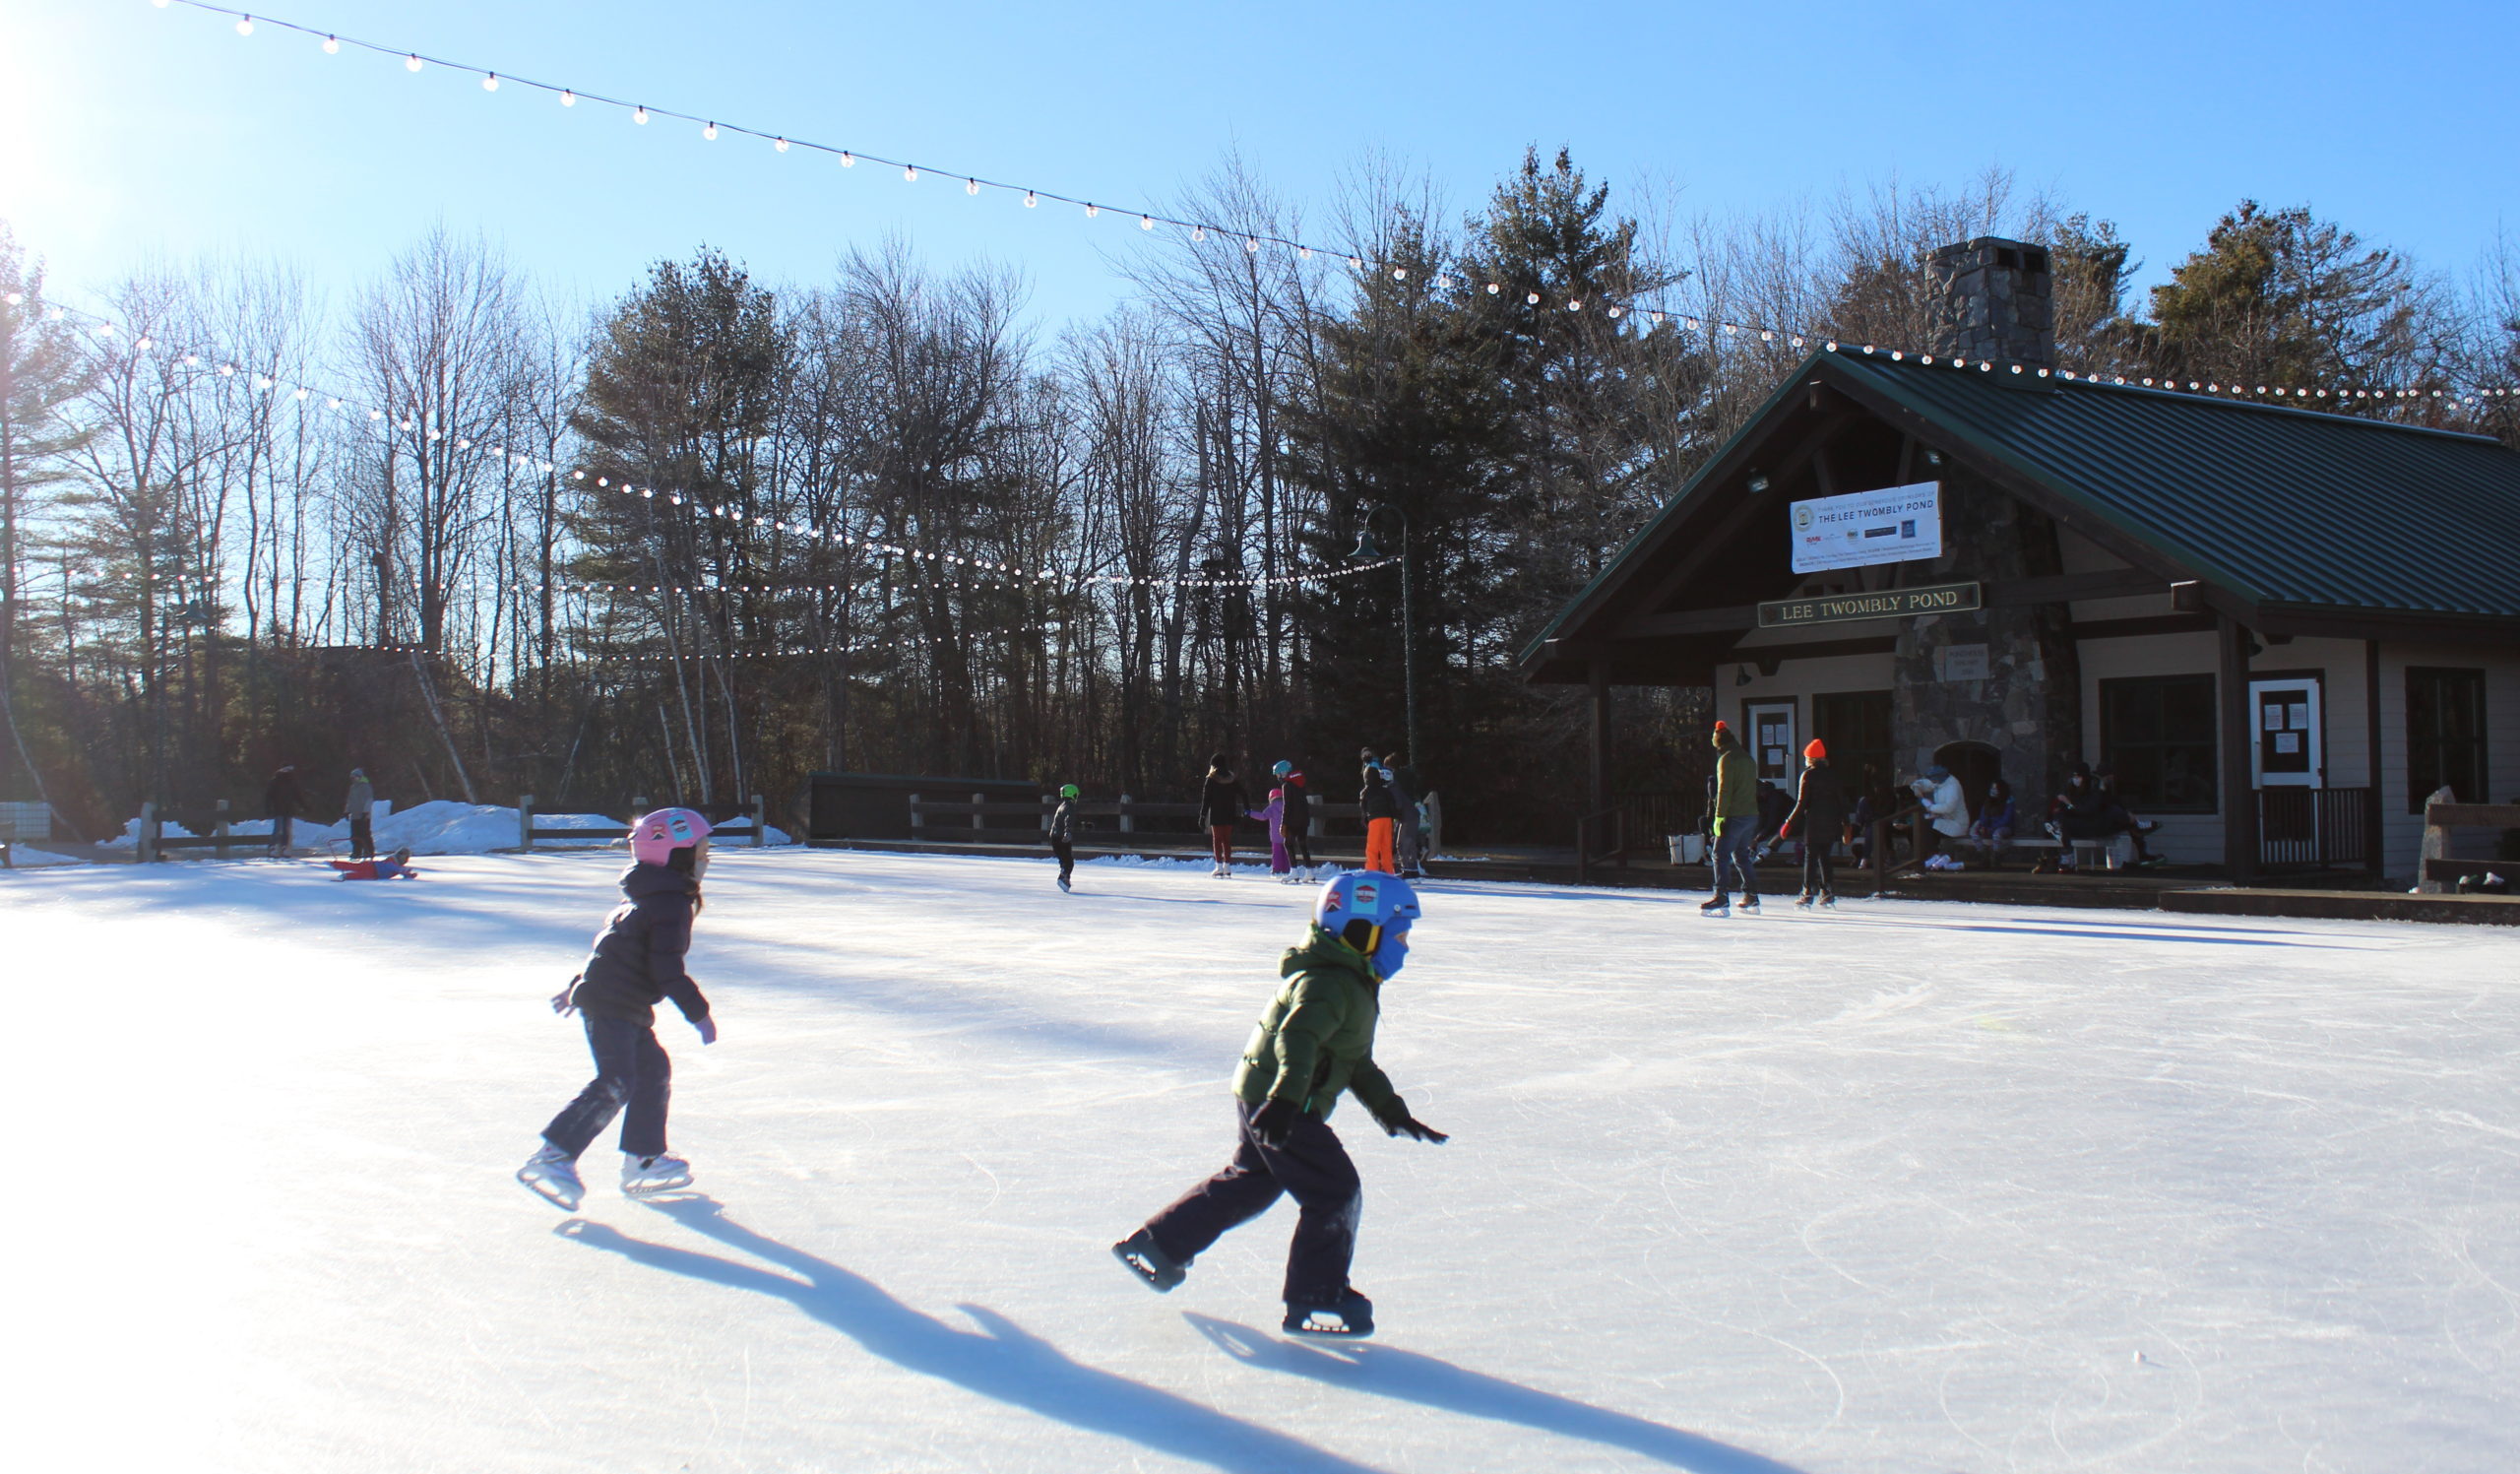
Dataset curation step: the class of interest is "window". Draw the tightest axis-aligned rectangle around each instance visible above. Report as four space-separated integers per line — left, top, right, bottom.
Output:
2406 668 2488 811
1812 690 1894 809
2101 674 2219 812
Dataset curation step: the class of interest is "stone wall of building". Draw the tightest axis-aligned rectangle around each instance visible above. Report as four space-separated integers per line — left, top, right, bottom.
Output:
1925 237 2055 369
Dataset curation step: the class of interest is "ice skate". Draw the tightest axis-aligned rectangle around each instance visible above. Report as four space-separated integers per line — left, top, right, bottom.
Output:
1699 895 1730 917
1737 893 1760 912
620 1152 694 1197
1283 1288 1373 1339
1111 1228 1186 1292
1819 893 1838 909
517 1142 584 1210
1057 874 1071 893
1794 893 1814 909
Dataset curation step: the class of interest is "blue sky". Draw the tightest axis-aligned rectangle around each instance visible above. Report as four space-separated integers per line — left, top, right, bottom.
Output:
4 0 2513 333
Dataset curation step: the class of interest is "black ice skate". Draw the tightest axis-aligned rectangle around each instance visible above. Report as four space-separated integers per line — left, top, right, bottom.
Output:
1111 1229 1187 1292
1283 1289 1374 1339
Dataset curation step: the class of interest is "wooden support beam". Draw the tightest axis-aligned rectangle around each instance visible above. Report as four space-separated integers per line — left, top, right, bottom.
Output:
2219 612 2260 881
1588 661 1613 812
2066 613 2219 642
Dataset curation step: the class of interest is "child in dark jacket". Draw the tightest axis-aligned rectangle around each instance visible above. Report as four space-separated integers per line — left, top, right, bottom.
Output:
1049 784 1080 892
517 809 719 1210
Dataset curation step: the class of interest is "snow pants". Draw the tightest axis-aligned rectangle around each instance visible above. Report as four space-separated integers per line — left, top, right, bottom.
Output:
1050 838 1075 883
1267 828 1291 874
347 813 374 861
1364 817 1397 873
1396 808 1423 873
1210 826 1235 866
543 1015 672 1160
1712 819 1759 900
1142 1098 1362 1307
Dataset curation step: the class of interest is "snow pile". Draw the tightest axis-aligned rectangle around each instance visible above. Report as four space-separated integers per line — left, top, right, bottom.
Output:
98 816 199 849
373 801 625 855
4 846 87 867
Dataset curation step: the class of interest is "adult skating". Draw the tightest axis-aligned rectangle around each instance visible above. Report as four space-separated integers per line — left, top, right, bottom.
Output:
1112 871 1447 1339
517 807 721 1209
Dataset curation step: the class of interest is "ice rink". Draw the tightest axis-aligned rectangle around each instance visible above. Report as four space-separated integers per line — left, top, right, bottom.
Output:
12 847 2516 1472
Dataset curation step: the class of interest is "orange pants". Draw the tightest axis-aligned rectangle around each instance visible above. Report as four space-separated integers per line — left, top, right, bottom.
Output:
1365 817 1397 873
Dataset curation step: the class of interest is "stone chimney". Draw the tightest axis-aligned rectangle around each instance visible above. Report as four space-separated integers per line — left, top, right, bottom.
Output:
1925 237 2053 369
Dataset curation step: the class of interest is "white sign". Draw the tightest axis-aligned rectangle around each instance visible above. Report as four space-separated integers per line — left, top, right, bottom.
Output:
1790 481 1943 573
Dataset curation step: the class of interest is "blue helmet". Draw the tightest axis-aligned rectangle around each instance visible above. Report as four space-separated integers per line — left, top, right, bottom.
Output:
1314 870 1422 978
1272 760 1293 778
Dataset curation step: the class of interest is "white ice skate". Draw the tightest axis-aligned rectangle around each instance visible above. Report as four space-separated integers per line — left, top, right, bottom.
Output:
621 1152 695 1197
517 1143 584 1210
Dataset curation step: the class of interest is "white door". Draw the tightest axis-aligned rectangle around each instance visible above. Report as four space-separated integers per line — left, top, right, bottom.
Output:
1745 701 1797 785
2248 678 2322 788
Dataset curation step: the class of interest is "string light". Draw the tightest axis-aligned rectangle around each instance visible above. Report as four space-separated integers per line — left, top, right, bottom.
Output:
703 121 718 140
633 105 648 124
559 89 574 106
481 73 498 92
404 53 420 72
774 136 788 152
903 164 918 182
322 33 337 53
234 15 252 36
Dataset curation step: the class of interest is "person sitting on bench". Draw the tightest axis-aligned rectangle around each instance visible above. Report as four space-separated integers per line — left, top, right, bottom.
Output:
1971 778 2018 852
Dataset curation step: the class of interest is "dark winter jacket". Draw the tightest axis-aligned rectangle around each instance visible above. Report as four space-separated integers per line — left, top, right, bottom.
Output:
264 769 303 819
568 864 712 1028
1282 773 1311 834
1387 764 1421 810
1755 781 1793 840
1783 761 1850 841
1710 732 1757 827
1231 925 1401 1122
1048 798 1077 844
1359 765 1399 822
1198 773 1250 830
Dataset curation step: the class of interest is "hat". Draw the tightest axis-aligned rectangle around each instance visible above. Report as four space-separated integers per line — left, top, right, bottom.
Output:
1059 783 1080 799
1712 720 1730 734
1926 765 1950 780
349 767 366 779
1802 738 1826 761
1208 751 1228 769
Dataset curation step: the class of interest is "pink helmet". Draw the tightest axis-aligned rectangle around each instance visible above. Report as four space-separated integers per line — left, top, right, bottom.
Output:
630 807 713 869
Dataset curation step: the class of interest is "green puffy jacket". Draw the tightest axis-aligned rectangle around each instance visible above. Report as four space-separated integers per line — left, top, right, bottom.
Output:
1712 731 1759 829
1231 925 1402 1122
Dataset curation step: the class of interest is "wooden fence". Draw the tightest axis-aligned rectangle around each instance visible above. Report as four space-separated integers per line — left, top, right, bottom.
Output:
2420 794 2520 892
907 793 1374 848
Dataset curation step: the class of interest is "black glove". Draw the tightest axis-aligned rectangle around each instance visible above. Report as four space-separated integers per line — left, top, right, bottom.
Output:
1373 1096 1450 1144
1250 1098 1300 1148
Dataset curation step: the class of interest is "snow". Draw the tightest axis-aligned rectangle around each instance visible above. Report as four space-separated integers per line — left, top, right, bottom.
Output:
12 851 2515 1472
94 801 684 856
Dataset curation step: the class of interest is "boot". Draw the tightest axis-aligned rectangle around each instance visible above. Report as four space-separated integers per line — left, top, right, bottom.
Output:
1112 1229 1187 1292
1284 1288 1374 1338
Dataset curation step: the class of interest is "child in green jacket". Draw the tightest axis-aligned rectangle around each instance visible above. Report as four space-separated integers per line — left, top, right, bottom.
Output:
1112 872 1447 1337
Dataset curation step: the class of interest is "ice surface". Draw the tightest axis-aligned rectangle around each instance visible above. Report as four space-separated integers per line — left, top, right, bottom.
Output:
12 852 2515 1472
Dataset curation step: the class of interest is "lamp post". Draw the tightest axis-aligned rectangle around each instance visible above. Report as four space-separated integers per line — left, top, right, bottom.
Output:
1348 505 1418 769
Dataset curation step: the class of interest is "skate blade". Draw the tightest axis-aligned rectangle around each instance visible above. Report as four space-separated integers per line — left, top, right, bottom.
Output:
517 1170 583 1211
1283 1316 1372 1340
621 1175 696 1198
1111 1243 1182 1293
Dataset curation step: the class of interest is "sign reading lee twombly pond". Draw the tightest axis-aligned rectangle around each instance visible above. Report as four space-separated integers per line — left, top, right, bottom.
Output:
1790 481 1943 573
1757 581 1983 629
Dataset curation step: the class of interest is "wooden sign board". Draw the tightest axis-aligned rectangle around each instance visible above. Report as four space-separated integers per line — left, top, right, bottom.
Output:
1756 581 1982 630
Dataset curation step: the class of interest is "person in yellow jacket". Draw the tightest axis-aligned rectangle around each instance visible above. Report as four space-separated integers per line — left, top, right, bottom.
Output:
1700 721 1762 916
1112 872 1446 1338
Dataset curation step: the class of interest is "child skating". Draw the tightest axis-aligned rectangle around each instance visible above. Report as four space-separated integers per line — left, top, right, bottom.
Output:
1112 871 1448 1338
517 808 720 1209
1247 784 1294 882
1276 761 1317 881
1049 783 1079 892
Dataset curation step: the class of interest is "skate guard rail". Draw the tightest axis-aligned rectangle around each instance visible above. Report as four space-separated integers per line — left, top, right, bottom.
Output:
517 795 771 850
910 792 1363 845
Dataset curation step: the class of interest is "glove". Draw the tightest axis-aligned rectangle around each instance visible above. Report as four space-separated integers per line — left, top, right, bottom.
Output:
1250 1097 1299 1148
550 975 580 1017
693 1014 718 1045
1372 1096 1450 1144
1779 821 1794 840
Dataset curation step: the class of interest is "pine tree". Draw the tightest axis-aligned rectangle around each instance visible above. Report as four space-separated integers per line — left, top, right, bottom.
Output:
0 228 91 808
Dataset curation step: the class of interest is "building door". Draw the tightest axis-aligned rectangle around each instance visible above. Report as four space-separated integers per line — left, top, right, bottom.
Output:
1812 690 1895 810
1744 701 1797 785
2249 677 2322 788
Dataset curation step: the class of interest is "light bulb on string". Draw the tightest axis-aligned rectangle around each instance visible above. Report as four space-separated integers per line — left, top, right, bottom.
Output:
1084 203 1099 218
634 106 649 124
322 34 339 53
235 17 253 37
904 164 918 181
841 151 854 166
1140 215 1154 230
1485 283 1500 294
1526 292 1541 305
560 89 575 106
1191 226 1205 242
703 121 718 140
405 54 422 72
482 73 499 92
966 177 979 195
1023 190 1038 208
774 137 788 152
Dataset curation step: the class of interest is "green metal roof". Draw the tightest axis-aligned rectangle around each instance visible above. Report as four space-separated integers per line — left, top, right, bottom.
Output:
1827 352 2520 616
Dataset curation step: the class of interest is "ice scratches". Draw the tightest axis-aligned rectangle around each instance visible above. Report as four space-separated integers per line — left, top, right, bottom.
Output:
1931 1317 2203 1468
1827 983 1936 1028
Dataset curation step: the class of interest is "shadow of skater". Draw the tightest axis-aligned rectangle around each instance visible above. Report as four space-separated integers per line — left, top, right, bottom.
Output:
556 1196 1387 1474
1186 1314 1809 1474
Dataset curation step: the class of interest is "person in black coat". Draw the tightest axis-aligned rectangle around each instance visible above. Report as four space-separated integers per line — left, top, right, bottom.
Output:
1780 738 1850 906
519 821 718 1209
1198 754 1250 878
263 763 303 859
1276 761 1315 879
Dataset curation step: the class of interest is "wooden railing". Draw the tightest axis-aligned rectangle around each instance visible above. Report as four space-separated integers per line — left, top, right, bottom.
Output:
2257 786 2374 871
907 793 1365 847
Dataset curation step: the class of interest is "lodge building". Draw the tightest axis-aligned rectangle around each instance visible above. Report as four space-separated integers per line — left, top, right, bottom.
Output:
1521 238 2520 880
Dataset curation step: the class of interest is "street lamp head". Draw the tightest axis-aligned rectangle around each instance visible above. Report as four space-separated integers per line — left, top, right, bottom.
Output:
1349 529 1387 562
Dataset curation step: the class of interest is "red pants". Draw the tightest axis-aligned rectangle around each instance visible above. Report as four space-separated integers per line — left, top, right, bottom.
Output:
1364 818 1397 873
1211 825 1234 865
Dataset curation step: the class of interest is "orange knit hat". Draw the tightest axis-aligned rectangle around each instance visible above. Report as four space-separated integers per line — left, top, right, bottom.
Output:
1803 738 1827 760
